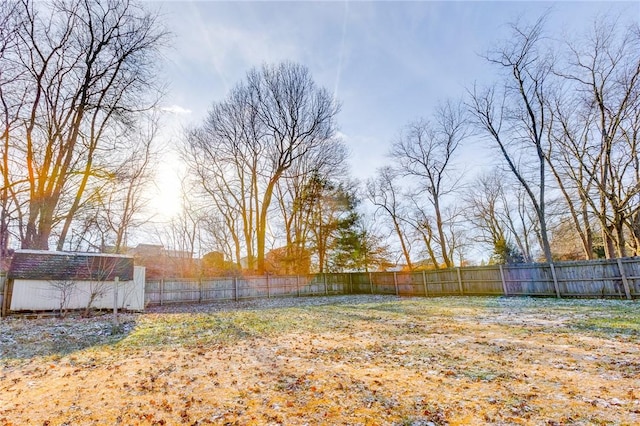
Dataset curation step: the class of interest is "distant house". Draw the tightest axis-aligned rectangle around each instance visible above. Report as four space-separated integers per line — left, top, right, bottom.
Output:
129 243 164 257
126 243 196 279
201 251 239 276
236 247 312 276
265 246 311 275
1 250 144 316
128 244 192 260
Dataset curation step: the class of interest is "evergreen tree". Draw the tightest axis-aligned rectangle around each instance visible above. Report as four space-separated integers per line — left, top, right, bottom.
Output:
490 237 525 264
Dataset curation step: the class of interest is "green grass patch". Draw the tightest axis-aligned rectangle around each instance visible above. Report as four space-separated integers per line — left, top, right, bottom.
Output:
116 310 308 349
3 296 639 364
573 316 640 337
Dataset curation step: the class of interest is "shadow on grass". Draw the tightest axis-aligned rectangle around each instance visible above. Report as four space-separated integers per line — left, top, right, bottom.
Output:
5 296 637 364
143 294 402 315
0 313 137 363
571 316 640 338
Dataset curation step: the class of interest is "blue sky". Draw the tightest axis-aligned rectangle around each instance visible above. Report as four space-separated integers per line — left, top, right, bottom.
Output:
150 1 638 216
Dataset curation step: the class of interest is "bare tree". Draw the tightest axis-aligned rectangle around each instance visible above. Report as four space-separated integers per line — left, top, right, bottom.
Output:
391 101 469 267
552 17 640 258
405 201 441 269
0 0 167 250
49 279 77 318
184 62 340 274
273 140 348 273
545 90 598 259
274 168 318 272
464 171 509 249
184 90 259 270
98 113 161 252
152 182 203 277
83 280 110 317
366 166 413 269
508 187 540 262
355 216 394 272
52 112 161 253
468 15 555 262
0 2 26 255
193 159 251 269
464 170 537 262
80 256 119 317
199 211 239 269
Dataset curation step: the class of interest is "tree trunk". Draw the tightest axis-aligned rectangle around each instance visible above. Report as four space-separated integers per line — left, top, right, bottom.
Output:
433 198 451 267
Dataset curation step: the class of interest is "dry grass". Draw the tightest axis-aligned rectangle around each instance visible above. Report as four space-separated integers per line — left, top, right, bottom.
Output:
1 295 639 425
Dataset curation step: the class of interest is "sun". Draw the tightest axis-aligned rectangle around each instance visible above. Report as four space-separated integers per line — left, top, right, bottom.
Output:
147 151 184 221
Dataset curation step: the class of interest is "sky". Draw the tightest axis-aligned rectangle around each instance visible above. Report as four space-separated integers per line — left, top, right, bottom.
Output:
149 0 639 218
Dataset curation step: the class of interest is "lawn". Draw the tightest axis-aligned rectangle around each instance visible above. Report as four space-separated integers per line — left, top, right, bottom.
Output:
1 295 639 425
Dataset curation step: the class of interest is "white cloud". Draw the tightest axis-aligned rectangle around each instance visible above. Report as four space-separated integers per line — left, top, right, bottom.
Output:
335 130 348 141
161 105 192 115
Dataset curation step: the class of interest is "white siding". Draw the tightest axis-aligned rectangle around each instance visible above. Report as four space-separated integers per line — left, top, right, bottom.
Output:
128 266 146 310
10 266 145 312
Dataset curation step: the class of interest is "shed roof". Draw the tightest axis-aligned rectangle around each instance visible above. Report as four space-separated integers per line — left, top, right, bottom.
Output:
8 250 134 281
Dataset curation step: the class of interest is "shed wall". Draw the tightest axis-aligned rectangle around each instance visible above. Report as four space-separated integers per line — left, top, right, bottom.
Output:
10 266 145 312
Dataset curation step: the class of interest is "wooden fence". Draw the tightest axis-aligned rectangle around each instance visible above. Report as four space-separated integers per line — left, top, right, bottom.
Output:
145 273 351 305
0 273 5 316
145 257 640 306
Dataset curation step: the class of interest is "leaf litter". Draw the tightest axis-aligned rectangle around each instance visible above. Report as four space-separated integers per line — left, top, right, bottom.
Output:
0 295 639 425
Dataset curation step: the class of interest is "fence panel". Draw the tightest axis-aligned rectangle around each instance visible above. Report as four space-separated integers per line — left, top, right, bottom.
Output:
298 275 328 296
350 273 373 294
163 279 200 303
424 269 460 296
502 264 556 296
394 272 422 296
423 270 441 296
238 276 268 299
372 272 396 295
622 258 640 297
460 266 503 295
145 280 161 305
266 276 297 298
142 257 640 306
326 273 348 295
553 259 622 298
201 278 235 301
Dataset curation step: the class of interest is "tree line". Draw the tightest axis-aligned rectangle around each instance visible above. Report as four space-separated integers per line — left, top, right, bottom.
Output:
181 14 639 274
1 2 638 275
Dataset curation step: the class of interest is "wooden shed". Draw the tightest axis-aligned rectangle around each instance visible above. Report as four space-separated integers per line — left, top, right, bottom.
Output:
1 250 145 316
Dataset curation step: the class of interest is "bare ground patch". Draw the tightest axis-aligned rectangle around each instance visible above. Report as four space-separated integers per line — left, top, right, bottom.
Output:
1 295 639 425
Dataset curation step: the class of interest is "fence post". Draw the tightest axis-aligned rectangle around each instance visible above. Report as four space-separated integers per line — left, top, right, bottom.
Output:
456 267 464 295
422 270 428 297
550 263 561 298
1 274 8 317
266 274 270 298
160 279 164 306
499 265 508 296
324 273 328 295
394 272 399 296
113 276 119 326
234 276 238 301
198 277 203 303
369 272 374 294
616 258 632 300
348 273 353 295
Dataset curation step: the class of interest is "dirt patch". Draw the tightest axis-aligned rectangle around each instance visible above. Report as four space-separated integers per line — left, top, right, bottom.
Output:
1 296 639 425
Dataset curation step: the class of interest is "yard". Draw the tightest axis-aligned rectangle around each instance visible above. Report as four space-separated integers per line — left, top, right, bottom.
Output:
1 295 639 425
